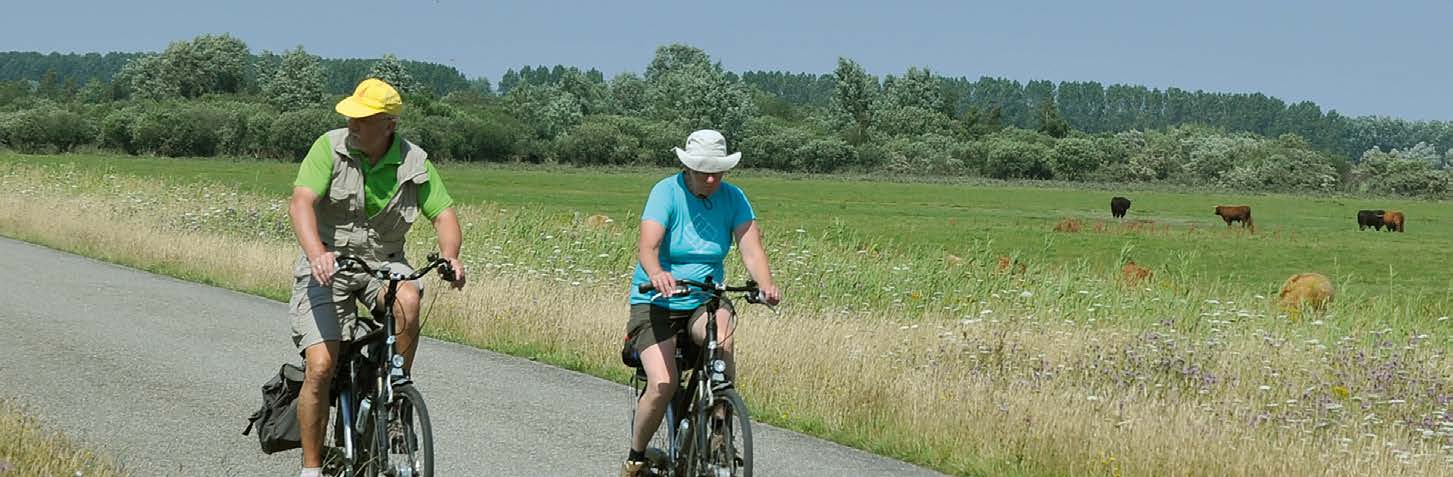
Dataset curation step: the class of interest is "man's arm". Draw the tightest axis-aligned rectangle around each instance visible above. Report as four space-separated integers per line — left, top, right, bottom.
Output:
431 208 466 289
289 186 336 286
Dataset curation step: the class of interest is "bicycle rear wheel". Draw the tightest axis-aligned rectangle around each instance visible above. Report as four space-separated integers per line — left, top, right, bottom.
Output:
381 384 434 477
702 389 752 477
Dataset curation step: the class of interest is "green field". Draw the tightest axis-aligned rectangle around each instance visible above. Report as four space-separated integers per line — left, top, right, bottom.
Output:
9 151 1449 306
6 151 1453 475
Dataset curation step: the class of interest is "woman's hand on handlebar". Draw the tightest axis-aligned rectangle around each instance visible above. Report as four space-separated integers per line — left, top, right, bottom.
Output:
648 271 678 297
758 283 782 306
309 250 338 286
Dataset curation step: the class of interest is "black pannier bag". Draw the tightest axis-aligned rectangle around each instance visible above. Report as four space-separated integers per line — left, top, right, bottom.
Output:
242 363 306 454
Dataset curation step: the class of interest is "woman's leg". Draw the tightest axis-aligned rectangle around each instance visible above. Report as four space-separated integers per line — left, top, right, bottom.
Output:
631 337 679 453
690 307 736 380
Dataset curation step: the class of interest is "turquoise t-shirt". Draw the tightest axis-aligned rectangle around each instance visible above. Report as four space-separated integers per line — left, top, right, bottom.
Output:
628 173 756 310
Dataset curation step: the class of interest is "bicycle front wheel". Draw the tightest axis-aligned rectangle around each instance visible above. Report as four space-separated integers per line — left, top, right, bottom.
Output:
701 389 752 477
381 384 434 477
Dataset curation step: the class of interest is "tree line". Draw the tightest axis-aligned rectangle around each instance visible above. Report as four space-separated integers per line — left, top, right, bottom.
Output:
0 34 1449 198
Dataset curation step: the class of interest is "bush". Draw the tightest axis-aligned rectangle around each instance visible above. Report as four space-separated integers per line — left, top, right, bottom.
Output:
400 115 465 161
982 135 1052 179
881 134 970 176
793 137 858 173
99 106 142 153
1351 148 1449 198
129 102 229 157
1050 137 1101 180
738 117 812 171
264 109 341 160
555 116 641 166
0 104 96 153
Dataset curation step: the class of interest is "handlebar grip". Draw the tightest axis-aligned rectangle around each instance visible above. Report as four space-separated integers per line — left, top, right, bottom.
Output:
638 284 692 295
438 262 457 282
744 290 765 305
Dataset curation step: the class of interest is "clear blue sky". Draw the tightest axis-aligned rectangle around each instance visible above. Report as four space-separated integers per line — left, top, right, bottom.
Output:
6 0 1449 120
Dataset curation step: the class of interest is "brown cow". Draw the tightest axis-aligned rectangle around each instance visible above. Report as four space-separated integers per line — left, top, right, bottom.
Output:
1278 272 1334 317
1213 205 1254 229
1382 211 1405 232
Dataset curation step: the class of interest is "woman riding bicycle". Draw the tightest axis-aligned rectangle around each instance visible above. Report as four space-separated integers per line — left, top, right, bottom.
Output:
621 129 781 477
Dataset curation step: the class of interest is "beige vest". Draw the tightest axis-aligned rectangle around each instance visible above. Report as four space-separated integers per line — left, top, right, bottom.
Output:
294 129 429 277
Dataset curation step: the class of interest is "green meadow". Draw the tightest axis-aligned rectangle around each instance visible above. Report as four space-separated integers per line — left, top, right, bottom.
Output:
10 152 1449 307
6 151 1453 475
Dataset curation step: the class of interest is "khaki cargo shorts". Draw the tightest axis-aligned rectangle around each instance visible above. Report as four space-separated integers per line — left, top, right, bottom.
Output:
289 257 423 351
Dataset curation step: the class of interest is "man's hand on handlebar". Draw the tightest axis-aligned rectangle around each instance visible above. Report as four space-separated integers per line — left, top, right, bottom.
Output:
440 256 467 290
309 250 338 286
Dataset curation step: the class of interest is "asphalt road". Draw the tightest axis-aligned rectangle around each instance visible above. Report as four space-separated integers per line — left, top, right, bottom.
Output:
0 237 943 476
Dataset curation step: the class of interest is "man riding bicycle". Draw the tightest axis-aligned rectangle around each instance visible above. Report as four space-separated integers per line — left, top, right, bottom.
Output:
622 129 782 477
286 77 467 477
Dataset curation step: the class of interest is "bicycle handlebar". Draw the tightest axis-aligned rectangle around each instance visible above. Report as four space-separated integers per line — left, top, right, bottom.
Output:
637 277 772 308
335 253 457 282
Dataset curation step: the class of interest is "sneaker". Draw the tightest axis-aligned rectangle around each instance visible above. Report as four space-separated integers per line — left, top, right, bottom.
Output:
620 459 647 477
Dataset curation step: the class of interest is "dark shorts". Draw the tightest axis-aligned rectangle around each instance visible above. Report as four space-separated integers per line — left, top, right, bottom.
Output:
625 299 735 353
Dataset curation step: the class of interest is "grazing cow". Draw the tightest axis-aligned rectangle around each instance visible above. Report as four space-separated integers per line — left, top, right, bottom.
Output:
1213 205 1253 229
1382 211 1405 232
1278 272 1334 317
1110 196 1131 219
1356 209 1385 231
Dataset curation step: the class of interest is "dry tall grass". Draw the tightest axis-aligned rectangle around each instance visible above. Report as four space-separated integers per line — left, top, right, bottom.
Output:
3 163 1451 476
0 399 125 477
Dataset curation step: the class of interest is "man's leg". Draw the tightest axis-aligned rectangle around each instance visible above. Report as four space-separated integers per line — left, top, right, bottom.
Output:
298 340 339 469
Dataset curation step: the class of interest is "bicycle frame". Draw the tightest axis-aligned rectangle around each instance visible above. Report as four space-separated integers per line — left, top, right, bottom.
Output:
327 254 453 475
634 277 769 476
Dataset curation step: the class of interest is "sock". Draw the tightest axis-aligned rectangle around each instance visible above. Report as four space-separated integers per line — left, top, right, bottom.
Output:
627 448 646 462
300 467 322 477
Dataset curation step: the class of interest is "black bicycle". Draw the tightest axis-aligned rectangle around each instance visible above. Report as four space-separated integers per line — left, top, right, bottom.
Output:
322 253 455 477
630 277 775 477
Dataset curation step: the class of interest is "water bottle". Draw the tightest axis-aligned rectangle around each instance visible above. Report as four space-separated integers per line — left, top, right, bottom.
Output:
676 419 690 450
356 397 373 433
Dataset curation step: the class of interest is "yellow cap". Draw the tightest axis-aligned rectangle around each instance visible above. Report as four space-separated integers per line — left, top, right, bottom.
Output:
335 78 403 118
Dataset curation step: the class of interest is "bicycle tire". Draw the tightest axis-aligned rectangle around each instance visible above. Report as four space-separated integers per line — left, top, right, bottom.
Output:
702 389 752 477
382 384 435 477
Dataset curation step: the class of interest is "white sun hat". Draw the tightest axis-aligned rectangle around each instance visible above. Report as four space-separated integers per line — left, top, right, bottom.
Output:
673 129 741 173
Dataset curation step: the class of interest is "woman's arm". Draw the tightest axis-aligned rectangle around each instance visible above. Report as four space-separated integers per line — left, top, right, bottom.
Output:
734 220 781 304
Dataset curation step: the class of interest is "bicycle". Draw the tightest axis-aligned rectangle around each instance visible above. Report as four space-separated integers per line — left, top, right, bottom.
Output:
321 252 456 477
629 277 775 477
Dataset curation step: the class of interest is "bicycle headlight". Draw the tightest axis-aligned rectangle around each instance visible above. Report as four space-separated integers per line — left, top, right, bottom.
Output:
712 360 727 373
391 354 406 369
